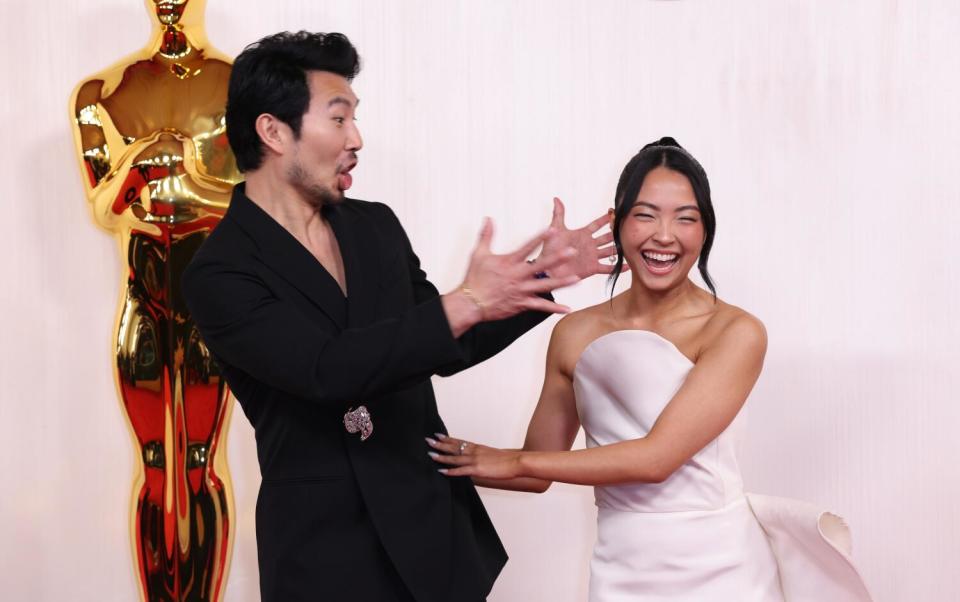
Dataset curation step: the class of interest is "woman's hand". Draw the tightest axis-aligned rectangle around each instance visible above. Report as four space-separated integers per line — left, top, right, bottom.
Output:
426 433 524 479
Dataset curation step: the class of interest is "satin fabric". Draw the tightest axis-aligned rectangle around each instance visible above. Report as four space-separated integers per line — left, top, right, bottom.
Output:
573 329 872 601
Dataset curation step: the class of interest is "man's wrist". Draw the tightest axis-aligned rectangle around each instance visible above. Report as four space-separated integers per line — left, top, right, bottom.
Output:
459 286 485 318
441 288 483 338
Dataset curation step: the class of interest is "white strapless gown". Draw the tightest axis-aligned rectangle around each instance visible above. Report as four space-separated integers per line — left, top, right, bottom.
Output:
573 330 873 602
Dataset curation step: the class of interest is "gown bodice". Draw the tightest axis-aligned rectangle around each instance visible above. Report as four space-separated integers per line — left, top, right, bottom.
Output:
569 328 873 602
573 329 746 513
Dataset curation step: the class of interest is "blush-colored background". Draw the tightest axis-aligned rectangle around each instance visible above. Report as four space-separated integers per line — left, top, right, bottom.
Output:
2 1 957 600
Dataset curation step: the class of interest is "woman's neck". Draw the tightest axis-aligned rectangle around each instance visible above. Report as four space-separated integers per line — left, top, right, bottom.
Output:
621 278 701 324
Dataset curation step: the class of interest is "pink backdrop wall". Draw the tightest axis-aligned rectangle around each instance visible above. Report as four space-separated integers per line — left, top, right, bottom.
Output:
1 1 957 600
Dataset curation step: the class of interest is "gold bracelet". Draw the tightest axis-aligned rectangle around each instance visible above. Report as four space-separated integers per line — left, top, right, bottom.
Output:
460 286 484 319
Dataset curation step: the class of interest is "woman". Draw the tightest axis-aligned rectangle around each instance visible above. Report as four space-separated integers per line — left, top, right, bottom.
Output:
429 138 872 601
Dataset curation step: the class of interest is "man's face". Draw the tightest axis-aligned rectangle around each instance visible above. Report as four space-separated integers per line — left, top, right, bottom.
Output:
287 71 363 208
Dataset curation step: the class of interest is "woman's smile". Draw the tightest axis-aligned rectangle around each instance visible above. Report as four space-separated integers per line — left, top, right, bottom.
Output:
639 250 681 275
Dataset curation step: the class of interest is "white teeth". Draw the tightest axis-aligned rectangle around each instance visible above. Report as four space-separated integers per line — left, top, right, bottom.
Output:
642 251 678 262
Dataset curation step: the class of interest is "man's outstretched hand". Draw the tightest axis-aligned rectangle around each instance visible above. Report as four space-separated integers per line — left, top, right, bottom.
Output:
442 218 580 337
441 200 625 338
536 197 625 281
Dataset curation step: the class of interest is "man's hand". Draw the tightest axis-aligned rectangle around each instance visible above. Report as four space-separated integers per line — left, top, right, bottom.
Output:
535 197 625 281
442 218 580 336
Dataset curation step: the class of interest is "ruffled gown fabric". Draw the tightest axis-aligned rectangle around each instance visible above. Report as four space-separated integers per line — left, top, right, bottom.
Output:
573 330 872 602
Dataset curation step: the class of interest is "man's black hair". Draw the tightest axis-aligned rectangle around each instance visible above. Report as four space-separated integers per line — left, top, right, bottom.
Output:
226 31 361 172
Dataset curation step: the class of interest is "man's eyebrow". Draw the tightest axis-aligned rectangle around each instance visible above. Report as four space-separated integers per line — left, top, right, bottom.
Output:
328 96 358 108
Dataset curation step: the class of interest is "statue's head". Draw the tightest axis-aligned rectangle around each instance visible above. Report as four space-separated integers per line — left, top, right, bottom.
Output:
146 0 205 28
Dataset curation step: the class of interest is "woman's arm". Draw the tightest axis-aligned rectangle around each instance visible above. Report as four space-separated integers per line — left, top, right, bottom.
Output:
435 315 584 493
432 314 767 486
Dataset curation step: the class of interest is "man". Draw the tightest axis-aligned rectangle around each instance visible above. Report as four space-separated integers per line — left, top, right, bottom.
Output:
182 31 617 601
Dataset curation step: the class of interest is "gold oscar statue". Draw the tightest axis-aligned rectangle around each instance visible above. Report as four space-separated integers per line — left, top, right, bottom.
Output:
69 1 239 599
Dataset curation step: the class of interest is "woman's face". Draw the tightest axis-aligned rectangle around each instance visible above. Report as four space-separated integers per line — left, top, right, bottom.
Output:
616 165 705 293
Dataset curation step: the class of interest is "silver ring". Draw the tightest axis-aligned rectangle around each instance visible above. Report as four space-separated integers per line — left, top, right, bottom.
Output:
458 441 469 455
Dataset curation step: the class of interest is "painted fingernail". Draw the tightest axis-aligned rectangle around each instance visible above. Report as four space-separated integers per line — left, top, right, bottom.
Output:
435 432 447 440
425 437 437 446
438 468 449 475
428 452 439 459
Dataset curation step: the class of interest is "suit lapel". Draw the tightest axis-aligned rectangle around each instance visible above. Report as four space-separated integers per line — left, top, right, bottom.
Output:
227 185 347 328
327 203 377 328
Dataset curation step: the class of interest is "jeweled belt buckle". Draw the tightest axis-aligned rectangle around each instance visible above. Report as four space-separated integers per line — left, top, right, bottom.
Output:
343 405 373 441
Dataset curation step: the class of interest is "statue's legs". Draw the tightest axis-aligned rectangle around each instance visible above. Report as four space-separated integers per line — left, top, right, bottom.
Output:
115 232 234 602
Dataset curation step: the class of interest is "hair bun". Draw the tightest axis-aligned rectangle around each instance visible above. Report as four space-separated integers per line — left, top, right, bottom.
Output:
640 136 682 152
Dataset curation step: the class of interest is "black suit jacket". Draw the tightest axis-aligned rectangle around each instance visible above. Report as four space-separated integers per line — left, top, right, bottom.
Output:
182 185 550 601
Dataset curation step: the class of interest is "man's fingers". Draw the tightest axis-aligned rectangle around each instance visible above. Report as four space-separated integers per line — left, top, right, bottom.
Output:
551 197 566 228
587 213 610 233
593 232 614 247
522 296 573 314
593 256 629 274
476 217 494 252
528 245 577 276
521 273 580 294
508 230 549 263
598 244 618 258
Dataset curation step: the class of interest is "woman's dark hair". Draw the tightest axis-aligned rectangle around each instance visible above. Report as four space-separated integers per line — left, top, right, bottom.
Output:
609 136 717 297
226 31 361 172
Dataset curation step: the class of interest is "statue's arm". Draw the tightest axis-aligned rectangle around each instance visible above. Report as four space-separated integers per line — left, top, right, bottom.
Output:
70 77 162 228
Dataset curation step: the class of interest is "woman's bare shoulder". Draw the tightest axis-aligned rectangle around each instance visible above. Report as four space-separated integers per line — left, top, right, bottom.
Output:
702 300 767 354
550 300 618 374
